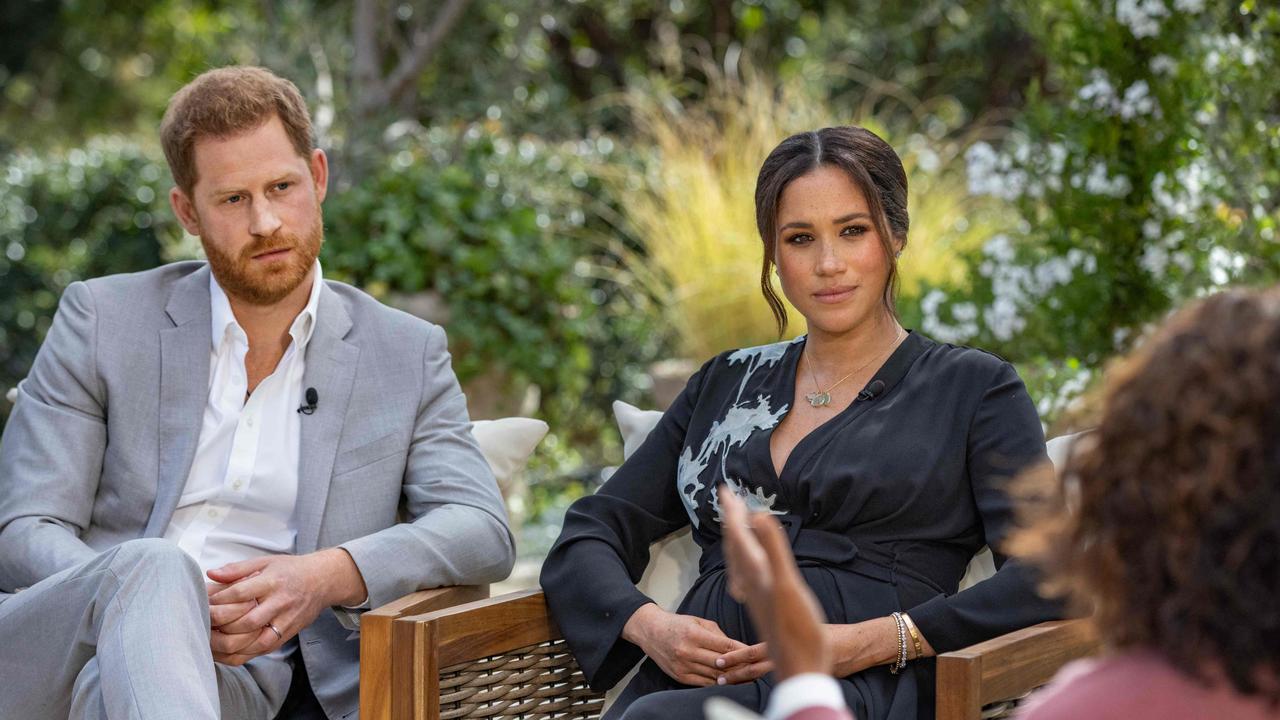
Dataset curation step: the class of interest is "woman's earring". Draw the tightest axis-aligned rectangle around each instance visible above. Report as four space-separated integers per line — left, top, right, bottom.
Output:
894 250 903 259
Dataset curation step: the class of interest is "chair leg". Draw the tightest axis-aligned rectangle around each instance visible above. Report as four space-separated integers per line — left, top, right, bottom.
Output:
936 654 982 720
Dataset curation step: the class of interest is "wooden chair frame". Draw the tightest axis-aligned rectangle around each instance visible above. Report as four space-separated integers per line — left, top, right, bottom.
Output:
360 585 491 720
360 587 1098 720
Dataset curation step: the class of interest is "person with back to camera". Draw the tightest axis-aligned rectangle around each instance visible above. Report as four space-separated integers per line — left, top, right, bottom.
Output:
539 126 1064 720
1014 287 1280 720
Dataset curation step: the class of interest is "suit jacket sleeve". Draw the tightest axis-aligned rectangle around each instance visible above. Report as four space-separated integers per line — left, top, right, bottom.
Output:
539 359 710 692
338 324 515 611
0 282 104 591
906 360 1064 652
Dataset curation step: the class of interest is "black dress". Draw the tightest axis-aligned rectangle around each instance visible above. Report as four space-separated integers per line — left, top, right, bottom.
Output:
540 331 1062 720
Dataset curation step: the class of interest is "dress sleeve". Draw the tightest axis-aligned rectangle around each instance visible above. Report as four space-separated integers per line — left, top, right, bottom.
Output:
906 360 1065 652
539 360 711 691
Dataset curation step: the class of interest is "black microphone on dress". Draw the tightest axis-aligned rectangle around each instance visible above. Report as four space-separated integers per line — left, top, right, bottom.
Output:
857 380 886 402
297 387 319 415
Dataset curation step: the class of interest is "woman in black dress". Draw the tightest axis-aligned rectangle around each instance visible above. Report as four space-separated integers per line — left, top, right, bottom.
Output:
540 126 1062 720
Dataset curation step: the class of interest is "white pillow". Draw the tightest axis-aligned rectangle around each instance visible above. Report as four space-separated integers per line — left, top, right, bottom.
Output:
957 430 1087 590
611 401 701 613
470 417 549 490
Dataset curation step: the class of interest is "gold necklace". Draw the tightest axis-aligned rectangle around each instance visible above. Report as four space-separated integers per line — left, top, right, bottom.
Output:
804 328 904 408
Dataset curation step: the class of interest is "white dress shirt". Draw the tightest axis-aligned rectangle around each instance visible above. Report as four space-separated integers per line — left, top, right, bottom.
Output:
162 261 322 578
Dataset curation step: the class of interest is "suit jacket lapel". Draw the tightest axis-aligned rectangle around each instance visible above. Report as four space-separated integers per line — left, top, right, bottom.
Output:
295 283 359 554
145 266 213 537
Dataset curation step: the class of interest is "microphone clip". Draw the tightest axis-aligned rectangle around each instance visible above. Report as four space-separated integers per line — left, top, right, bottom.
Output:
297 387 319 415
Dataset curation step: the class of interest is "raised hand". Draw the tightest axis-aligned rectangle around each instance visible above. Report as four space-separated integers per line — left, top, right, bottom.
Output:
717 486 831 682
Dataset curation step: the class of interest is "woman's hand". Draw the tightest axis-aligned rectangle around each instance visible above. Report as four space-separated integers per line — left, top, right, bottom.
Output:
622 602 748 686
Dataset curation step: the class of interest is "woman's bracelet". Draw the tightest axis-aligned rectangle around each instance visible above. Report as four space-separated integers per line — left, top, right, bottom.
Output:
889 612 908 674
902 612 924 660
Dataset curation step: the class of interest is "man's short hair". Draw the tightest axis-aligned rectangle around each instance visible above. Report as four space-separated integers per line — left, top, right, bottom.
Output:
160 66 314 196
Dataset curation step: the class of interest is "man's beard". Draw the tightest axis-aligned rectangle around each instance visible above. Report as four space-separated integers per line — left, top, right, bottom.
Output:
201 214 324 306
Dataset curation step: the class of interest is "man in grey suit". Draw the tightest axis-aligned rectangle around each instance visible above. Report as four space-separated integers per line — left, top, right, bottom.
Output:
0 66 515 719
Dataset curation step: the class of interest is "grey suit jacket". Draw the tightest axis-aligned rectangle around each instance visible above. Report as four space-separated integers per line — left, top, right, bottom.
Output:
0 261 516 719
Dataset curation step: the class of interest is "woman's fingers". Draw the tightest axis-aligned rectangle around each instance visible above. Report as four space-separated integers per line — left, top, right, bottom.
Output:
717 659 774 685
715 642 767 670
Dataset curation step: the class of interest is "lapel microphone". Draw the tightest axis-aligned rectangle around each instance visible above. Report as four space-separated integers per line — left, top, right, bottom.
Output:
297 387 319 415
857 380 886 402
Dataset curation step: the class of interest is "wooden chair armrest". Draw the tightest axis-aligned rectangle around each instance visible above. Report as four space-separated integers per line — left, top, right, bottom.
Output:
395 588 562 666
389 588 569 720
936 619 1100 720
360 585 489 720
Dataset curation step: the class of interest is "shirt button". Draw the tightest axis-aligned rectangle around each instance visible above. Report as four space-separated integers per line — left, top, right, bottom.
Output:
232 479 244 491
207 508 219 519
245 416 255 428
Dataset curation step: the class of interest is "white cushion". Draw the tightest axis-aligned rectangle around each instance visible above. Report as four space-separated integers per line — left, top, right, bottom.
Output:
612 401 700 613
957 430 1086 589
470 417 549 490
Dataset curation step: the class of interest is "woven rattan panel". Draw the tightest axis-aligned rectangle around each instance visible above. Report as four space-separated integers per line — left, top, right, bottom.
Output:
437 639 1032 719
438 638 605 719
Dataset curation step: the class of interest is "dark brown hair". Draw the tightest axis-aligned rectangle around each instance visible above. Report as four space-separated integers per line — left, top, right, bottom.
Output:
753 126 910 335
160 66 314 195
1019 287 1280 702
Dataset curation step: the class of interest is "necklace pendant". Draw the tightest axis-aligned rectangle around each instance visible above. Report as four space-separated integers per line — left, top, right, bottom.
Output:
805 391 832 408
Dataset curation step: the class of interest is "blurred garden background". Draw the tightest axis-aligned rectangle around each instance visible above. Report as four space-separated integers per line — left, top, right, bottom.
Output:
1 0 1278 562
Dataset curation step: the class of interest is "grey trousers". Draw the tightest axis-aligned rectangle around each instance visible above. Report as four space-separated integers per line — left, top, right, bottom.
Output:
0 538 293 719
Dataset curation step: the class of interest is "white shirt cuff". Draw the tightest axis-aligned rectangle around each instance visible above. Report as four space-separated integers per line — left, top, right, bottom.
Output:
764 673 845 720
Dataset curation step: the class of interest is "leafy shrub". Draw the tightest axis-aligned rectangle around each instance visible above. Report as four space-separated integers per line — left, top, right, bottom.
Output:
322 124 667 449
922 0 1280 426
0 137 181 427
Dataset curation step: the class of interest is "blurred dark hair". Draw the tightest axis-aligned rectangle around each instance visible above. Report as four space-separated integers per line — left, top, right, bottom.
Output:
753 126 909 335
1017 287 1280 703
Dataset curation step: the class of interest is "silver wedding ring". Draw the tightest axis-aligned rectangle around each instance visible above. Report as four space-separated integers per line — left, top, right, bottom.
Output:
267 623 283 640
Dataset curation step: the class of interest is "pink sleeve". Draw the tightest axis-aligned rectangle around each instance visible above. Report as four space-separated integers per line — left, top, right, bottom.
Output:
786 707 855 720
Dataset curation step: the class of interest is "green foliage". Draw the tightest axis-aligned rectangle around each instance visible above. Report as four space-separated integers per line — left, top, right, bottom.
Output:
322 124 666 444
920 0 1280 425
0 137 182 425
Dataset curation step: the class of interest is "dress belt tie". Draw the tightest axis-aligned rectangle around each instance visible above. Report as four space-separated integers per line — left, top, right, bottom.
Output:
699 515 897 585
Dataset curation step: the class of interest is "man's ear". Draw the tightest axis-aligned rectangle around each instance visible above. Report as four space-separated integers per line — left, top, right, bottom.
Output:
309 149 329 204
169 187 201 236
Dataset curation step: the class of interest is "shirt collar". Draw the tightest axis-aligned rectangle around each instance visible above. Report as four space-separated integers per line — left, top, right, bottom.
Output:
209 259 324 351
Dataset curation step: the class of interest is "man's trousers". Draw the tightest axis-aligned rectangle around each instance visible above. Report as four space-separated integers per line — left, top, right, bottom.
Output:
0 538 293 719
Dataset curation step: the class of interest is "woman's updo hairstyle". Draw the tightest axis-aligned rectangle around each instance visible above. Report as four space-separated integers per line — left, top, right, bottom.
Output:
754 126 910 335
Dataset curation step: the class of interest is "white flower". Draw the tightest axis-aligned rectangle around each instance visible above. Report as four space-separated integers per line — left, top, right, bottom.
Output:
965 142 1025 200
1116 0 1169 38
952 302 979 322
1141 245 1170 277
983 234 1018 263
1076 70 1117 111
1149 54 1177 75
1118 80 1159 119
984 296 1026 342
1208 247 1246 286
1084 161 1133 197
1173 0 1204 12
